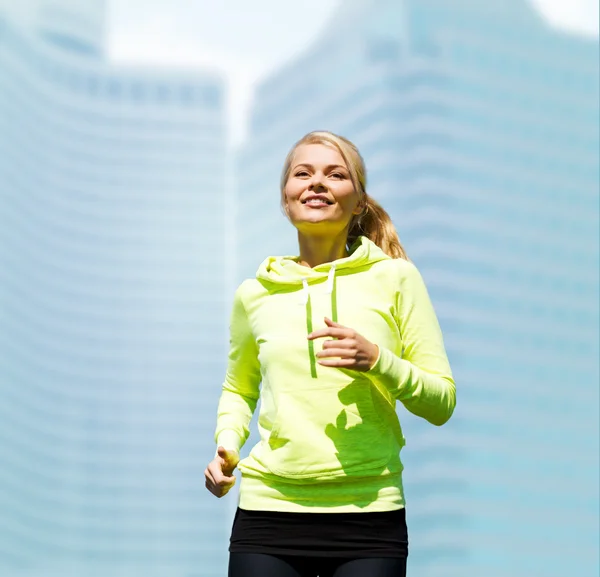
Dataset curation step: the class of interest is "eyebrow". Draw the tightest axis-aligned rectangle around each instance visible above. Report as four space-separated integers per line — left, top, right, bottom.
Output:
292 163 348 171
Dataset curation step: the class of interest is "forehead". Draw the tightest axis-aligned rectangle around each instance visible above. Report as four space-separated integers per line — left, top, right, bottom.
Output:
292 143 346 167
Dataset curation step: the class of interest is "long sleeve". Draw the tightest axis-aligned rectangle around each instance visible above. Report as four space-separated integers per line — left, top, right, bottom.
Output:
366 261 456 426
214 283 262 452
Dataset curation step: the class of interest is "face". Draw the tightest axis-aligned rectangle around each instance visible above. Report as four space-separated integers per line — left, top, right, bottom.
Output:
283 143 363 235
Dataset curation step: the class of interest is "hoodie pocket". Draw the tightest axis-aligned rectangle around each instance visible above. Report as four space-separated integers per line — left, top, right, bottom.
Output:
262 382 395 480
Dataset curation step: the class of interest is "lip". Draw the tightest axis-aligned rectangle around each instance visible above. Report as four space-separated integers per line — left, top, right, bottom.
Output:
301 195 333 205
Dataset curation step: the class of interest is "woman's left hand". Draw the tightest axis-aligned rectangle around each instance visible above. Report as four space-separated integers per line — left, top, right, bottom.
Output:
308 317 379 372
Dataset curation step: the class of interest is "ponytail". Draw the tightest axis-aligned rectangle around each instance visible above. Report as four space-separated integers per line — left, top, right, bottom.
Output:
347 194 408 260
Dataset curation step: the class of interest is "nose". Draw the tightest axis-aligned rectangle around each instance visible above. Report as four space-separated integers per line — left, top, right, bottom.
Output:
308 173 327 192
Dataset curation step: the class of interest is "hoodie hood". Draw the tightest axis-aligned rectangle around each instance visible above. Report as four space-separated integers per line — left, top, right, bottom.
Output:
255 236 392 380
256 236 390 287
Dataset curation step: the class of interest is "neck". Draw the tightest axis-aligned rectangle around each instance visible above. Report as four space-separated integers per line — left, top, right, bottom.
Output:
297 231 349 268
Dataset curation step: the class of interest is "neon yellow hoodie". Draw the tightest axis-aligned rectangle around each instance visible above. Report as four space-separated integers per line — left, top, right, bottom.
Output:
215 236 455 513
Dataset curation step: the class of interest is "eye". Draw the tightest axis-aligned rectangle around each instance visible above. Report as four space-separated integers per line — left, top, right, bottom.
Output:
295 170 309 177
330 173 345 179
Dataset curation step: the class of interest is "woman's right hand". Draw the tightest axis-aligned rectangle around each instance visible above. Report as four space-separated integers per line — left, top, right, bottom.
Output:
204 446 240 498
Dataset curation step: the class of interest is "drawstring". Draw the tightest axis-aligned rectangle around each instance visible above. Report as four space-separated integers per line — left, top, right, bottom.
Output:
299 278 309 305
328 264 338 323
300 266 338 378
304 278 317 378
326 263 336 294
299 264 336 302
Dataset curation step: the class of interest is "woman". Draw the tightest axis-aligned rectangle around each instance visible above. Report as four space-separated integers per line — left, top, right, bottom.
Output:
205 131 456 577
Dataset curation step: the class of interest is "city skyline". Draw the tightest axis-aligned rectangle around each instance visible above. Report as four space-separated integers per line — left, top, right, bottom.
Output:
0 1 598 576
107 0 599 144
0 3 231 575
233 1 599 575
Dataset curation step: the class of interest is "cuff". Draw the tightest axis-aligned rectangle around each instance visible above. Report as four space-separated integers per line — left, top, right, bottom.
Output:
366 346 409 398
215 429 243 454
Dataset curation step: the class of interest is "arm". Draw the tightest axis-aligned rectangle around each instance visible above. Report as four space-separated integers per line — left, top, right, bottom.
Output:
366 261 456 426
214 283 262 452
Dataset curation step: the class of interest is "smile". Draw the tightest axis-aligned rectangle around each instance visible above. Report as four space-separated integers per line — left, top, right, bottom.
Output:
302 197 333 206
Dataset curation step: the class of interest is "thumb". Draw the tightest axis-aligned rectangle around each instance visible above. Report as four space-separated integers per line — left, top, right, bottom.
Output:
217 446 238 466
217 446 233 461
324 317 342 328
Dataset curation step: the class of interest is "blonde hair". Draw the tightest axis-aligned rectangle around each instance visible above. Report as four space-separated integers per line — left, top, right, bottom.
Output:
280 130 408 260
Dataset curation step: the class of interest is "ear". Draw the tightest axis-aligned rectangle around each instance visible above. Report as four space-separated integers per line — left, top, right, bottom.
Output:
355 192 370 216
352 200 365 215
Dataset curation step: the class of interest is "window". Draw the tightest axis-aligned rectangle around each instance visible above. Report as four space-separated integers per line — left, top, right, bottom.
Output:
180 85 195 105
87 76 99 95
367 39 400 63
155 84 170 102
106 79 122 99
130 82 145 102
201 85 221 108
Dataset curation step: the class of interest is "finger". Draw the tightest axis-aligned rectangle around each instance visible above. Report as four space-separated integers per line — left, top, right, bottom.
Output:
216 478 236 498
307 327 349 340
205 466 217 484
316 348 355 359
324 317 346 328
218 485 232 498
207 462 227 484
206 478 229 498
209 472 236 489
317 358 358 368
321 338 354 349
205 477 220 496
205 474 235 495
209 461 236 484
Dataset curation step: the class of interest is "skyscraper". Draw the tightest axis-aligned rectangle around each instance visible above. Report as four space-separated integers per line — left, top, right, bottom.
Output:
0 2 229 575
234 1 599 576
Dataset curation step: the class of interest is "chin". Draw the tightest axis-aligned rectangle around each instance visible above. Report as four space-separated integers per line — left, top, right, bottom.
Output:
293 215 330 226
292 219 347 237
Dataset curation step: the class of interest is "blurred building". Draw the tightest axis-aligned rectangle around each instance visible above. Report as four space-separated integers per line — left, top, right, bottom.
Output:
235 1 599 576
0 2 229 576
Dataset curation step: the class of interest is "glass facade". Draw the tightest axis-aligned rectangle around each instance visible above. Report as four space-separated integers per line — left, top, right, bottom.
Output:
234 1 599 576
0 7 229 577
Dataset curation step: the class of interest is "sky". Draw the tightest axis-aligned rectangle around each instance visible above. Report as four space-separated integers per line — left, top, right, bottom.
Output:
106 0 600 144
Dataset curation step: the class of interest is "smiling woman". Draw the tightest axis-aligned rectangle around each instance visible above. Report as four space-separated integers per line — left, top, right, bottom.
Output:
283 143 362 243
206 130 456 577
279 131 407 266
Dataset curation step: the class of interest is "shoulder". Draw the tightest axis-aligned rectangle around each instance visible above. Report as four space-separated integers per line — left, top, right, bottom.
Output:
374 257 422 283
233 278 267 304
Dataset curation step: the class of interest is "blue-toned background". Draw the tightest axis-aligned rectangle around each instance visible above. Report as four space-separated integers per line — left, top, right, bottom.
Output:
0 1 598 576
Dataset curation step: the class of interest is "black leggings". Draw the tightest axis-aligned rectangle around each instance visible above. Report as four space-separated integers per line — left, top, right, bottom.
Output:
228 553 406 577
